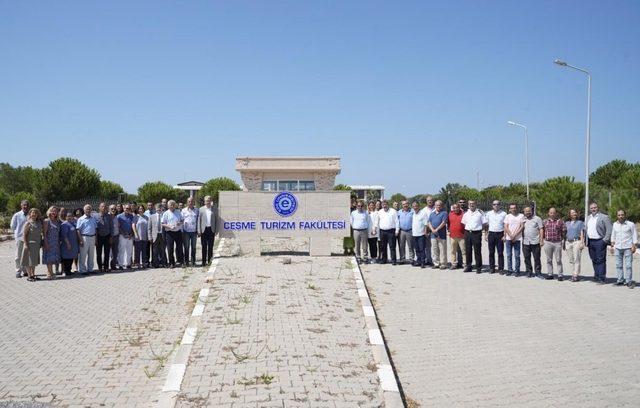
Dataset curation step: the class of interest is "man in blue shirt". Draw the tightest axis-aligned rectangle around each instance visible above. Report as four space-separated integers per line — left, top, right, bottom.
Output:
397 201 414 264
76 204 98 273
350 200 371 263
428 200 449 269
116 204 136 269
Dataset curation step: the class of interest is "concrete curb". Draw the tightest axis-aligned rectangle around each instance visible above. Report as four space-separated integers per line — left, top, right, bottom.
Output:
156 238 226 408
352 257 405 408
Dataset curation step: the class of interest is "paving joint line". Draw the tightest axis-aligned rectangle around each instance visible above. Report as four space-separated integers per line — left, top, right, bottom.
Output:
352 256 406 408
156 237 226 408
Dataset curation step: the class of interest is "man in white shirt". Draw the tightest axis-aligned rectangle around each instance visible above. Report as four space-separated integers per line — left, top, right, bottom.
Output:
461 200 484 273
610 209 638 288
411 201 428 268
10 200 30 278
484 200 507 274
377 200 399 265
198 195 217 266
421 195 436 266
181 197 199 267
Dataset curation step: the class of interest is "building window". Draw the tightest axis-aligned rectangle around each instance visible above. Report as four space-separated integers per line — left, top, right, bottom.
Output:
262 180 315 191
299 181 315 191
262 181 277 191
278 180 298 191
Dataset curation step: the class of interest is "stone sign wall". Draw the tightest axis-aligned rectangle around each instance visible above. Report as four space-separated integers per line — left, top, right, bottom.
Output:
218 191 351 256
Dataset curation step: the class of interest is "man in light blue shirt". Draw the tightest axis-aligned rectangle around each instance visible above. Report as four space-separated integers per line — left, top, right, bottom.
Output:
76 204 98 273
397 201 414 263
350 200 371 263
161 200 184 267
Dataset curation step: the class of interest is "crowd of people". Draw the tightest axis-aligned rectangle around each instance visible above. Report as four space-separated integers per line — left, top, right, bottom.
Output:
350 196 638 288
9 196 218 282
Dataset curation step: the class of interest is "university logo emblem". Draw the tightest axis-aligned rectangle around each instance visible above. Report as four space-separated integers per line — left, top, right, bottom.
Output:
273 192 297 217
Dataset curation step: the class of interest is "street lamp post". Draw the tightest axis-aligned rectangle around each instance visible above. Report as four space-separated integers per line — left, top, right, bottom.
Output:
554 59 591 224
507 120 530 201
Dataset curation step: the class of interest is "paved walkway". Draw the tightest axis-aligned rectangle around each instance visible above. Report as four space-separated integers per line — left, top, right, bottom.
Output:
176 256 381 407
0 241 208 407
362 241 640 407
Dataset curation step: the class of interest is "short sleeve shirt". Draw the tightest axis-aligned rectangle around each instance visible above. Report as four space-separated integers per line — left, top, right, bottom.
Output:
504 213 525 241
522 216 543 245
428 210 448 239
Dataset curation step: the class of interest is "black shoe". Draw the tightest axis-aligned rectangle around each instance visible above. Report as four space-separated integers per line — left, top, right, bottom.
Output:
420 264 426 268
475 269 482 274
464 268 472 273
513 272 520 277
489 269 496 274
545 274 554 280
628 281 636 289
505 271 512 276
499 270 505 275
411 262 418 267
614 281 625 286
380 260 387 265
527 272 534 278
557 275 564 281
392 261 397 266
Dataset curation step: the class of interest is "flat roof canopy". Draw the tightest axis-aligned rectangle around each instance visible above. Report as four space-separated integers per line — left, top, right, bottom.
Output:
236 156 341 172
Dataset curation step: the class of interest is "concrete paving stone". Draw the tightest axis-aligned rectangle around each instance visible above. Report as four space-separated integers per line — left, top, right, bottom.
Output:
0 240 215 407
176 255 382 407
363 238 640 407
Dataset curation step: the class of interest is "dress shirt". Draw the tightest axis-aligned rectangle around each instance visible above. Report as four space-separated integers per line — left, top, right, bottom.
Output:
377 208 399 232
522 216 543 245
134 215 149 241
368 211 380 238
428 210 448 239
411 209 428 237
350 210 370 230
543 218 565 242
117 213 135 237
397 210 413 231
203 207 213 227
96 213 113 237
461 209 484 231
422 206 435 220
484 210 507 232
504 213 525 241
161 209 183 232
10 210 28 240
566 220 585 241
611 220 638 249
181 207 199 233
76 215 98 236
587 214 600 239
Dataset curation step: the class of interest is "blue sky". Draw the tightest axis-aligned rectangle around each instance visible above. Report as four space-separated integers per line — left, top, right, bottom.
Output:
1 1 638 196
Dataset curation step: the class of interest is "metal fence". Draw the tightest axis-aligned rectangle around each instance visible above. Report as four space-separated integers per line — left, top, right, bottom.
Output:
49 195 124 211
